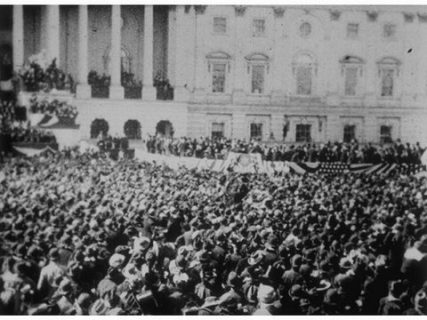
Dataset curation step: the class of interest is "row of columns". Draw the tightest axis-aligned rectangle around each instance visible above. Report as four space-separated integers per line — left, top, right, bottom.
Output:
12 5 156 100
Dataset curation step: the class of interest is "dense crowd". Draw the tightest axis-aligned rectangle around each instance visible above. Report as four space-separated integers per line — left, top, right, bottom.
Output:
0 97 56 146
145 135 424 164
97 135 130 153
0 148 426 315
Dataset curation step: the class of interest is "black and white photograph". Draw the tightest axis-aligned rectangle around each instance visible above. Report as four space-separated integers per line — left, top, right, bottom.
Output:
0 1 427 316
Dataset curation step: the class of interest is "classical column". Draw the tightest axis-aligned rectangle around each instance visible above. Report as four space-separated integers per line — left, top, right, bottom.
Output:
193 5 207 102
76 5 91 98
167 6 176 87
232 6 247 104
174 5 192 102
46 5 60 65
142 5 156 100
271 6 286 105
109 5 124 99
12 5 24 72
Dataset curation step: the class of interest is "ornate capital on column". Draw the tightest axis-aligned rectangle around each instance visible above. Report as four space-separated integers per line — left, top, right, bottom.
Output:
403 12 414 22
366 10 378 22
194 5 206 15
330 9 341 21
234 5 246 17
273 6 285 18
418 13 427 23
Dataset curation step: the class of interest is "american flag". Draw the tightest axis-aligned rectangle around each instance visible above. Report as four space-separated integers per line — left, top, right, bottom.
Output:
289 162 425 175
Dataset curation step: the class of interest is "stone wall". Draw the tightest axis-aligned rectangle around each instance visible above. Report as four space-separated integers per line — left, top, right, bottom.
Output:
74 99 188 140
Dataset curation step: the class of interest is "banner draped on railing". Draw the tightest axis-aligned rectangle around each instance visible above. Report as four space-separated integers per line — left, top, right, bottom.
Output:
12 145 56 157
133 150 425 175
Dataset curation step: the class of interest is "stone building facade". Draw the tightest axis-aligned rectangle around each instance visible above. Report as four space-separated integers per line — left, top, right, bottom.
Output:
1 5 427 144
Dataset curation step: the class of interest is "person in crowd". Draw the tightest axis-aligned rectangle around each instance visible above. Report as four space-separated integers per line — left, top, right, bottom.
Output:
0 144 426 315
142 134 424 165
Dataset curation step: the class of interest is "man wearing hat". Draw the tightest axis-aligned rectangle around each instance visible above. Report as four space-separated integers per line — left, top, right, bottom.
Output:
378 280 405 315
97 267 123 302
217 271 243 314
282 254 303 292
72 292 93 315
37 248 65 298
252 283 281 315
50 277 75 315
401 235 427 291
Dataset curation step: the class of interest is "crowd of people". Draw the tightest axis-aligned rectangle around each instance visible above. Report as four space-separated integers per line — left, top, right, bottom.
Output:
0 148 426 315
144 135 424 164
0 96 56 148
97 135 130 153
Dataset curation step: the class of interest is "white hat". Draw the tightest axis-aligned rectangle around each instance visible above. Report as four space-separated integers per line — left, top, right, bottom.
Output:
109 253 125 268
133 236 150 253
257 283 276 304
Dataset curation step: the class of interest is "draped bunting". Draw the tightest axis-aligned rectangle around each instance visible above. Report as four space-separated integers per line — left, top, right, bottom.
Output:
133 151 424 176
13 145 56 157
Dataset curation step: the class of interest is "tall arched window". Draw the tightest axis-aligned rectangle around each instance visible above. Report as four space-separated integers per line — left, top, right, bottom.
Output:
377 57 400 97
206 51 231 93
293 53 316 96
245 53 269 94
340 56 364 96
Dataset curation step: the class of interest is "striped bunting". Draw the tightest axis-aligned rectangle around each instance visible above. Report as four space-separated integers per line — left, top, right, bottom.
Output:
132 149 425 176
289 162 423 175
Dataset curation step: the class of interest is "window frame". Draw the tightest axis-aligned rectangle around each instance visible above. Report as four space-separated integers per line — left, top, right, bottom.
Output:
383 23 397 39
211 63 227 94
211 122 225 139
250 122 263 140
295 124 312 143
340 56 364 97
380 125 393 144
206 51 232 94
292 53 317 96
251 64 265 94
377 57 400 99
299 22 312 38
343 124 356 143
213 16 227 35
346 23 359 39
252 18 266 37
245 53 270 96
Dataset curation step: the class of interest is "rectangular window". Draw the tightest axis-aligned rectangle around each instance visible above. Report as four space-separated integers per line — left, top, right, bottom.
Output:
250 123 263 140
251 65 265 94
213 17 227 34
296 66 312 95
296 124 311 143
381 69 394 97
347 23 359 38
380 125 392 144
343 125 356 143
212 63 226 93
252 19 265 37
211 122 225 139
383 23 396 38
344 67 358 96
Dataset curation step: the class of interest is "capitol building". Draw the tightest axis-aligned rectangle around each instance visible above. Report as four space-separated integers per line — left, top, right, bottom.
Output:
1 4 427 145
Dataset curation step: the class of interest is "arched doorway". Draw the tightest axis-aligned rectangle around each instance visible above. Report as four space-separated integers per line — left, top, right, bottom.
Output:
156 120 174 138
90 118 109 139
123 119 141 139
